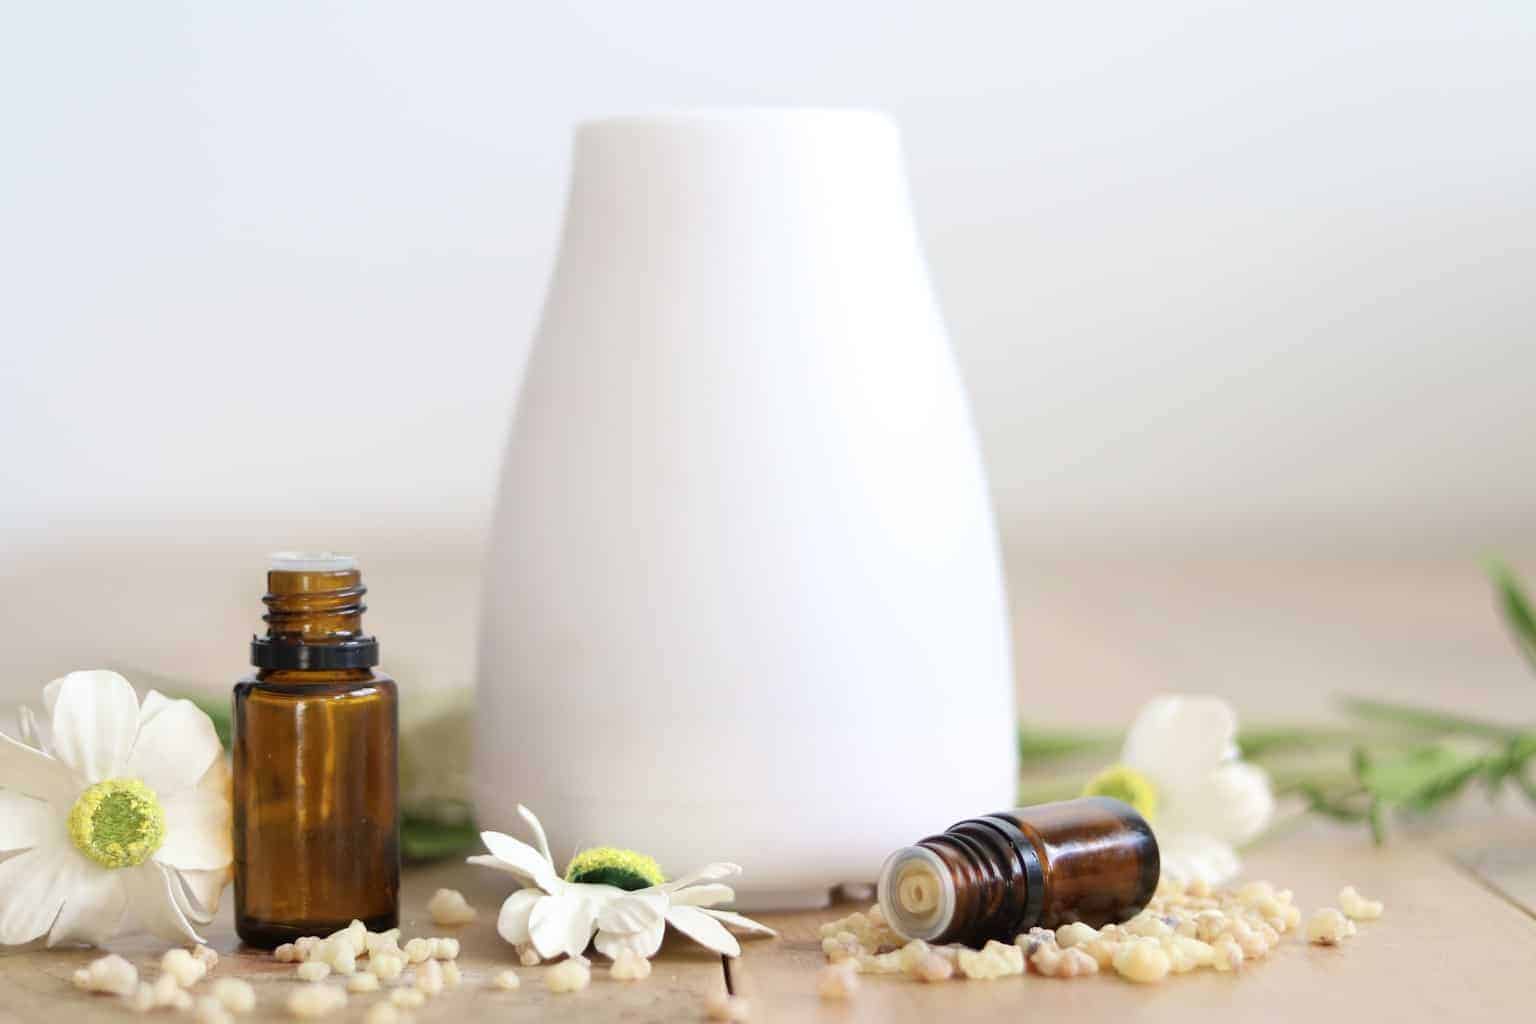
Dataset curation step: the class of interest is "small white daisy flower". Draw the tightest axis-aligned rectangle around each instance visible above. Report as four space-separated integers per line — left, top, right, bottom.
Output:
1084 694 1274 886
0 670 231 946
470 804 775 961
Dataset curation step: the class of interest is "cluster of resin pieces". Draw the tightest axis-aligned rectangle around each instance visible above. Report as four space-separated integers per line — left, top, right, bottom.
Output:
67 888 680 1020
817 876 1386 994
71 946 253 1023
274 913 482 1019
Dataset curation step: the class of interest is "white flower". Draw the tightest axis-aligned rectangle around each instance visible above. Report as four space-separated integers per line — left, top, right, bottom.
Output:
469 805 775 961
1085 695 1274 886
0 670 231 946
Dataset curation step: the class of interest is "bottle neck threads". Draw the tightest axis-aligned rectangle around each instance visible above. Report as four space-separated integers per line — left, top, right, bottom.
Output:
877 816 1043 944
251 567 379 669
877 798 1158 946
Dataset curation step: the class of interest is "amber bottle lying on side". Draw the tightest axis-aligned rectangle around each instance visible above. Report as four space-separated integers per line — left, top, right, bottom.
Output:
232 553 399 948
876 797 1159 946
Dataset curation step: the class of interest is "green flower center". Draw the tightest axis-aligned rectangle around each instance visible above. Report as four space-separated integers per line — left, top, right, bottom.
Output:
68 778 166 869
565 846 665 891
1083 764 1159 822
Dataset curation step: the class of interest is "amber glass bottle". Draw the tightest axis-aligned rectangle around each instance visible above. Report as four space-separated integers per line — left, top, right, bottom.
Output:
876 797 1158 946
232 554 399 948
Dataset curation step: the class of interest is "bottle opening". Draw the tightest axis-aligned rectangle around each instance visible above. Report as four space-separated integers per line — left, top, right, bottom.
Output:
877 846 954 942
270 552 358 572
253 553 377 669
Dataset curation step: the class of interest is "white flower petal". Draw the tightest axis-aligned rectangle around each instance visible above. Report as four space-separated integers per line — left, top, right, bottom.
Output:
49 670 140 784
18 705 52 757
697 908 777 938
596 890 667 934
0 790 58 853
154 788 232 872
528 890 598 960
496 888 543 946
1121 695 1238 783
516 804 554 864
479 831 562 893
664 905 741 957
0 841 90 945
469 853 521 875
668 883 734 908
47 861 127 947
41 677 65 720
1175 761 1275 846
125 696 222 798
660 862 740 892
197 751 230 799
594 920 665 960
126 861 203 944
0 729 76 805
170 866 229 923
1157 833 1242 887
136 690 173 731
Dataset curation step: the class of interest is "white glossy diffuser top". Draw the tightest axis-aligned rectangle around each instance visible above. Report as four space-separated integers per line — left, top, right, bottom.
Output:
476 110 1016 905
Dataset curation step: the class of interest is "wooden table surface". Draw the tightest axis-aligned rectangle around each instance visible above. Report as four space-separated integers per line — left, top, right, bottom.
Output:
4 823 1533 1023
4 560 1534 1020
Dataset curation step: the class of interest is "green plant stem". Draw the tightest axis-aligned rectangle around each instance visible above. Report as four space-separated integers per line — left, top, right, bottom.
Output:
1336 696 1527 741
1016 727 1118 764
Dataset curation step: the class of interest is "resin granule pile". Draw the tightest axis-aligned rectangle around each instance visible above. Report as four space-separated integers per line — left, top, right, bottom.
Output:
818 878 1384 989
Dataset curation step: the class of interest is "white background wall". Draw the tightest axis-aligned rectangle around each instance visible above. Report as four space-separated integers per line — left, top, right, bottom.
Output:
3 2 1533 701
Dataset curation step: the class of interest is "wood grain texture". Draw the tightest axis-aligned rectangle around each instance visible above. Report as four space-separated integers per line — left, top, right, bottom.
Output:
2 829 1533 1023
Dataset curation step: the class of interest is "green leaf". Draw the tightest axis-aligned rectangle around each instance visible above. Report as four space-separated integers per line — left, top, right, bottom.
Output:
1294 782 1369 823
1490 561 1536 674
1337 696 1523 741
1355 745 1486 811
1367 798 1386 845
1234 725 1360 760
401 814 481 863
1016 726 1119 764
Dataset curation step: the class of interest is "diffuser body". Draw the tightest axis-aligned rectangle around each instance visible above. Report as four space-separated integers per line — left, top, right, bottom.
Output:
476 111 1016 907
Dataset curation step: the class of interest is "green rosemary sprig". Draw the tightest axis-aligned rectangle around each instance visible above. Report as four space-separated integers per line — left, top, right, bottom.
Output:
1334 696 1523 741
1018 562 1536 844
1493 560 1536 674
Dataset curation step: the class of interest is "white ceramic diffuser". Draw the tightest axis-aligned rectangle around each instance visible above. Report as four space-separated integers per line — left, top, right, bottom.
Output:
476 110 1016 908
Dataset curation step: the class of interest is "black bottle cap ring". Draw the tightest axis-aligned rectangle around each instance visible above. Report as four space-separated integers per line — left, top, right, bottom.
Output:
969 815 1046 930
250 636 380 669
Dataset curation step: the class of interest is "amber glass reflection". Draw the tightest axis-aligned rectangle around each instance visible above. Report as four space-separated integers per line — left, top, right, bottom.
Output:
997 797 1159 928
233 669 398 946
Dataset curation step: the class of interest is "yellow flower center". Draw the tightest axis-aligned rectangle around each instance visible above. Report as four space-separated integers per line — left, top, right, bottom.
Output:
1082 764 1159 821
565 846 665 891
68 778 166 869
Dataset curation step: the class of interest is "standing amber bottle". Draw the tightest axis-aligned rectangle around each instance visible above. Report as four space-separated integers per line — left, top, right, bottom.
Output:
233 553 399 947
876 797 1158 946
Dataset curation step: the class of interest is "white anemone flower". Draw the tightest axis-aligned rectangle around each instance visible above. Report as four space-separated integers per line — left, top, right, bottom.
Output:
470 805 775 961
0 670 231 946
1084 695 1274 886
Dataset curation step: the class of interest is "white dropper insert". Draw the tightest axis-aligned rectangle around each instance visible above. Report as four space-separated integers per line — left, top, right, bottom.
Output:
876 845 955 942
269 552 358 572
